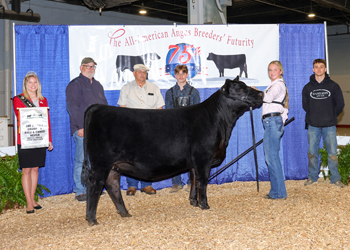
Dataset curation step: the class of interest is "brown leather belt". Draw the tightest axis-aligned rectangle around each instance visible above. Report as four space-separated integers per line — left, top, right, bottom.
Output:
262 112 281 120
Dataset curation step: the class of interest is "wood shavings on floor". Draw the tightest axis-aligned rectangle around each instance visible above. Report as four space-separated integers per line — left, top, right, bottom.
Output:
1 179 350 249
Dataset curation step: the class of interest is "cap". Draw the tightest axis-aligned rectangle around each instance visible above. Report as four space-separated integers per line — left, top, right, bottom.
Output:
81 57 97 65
133 64 149 71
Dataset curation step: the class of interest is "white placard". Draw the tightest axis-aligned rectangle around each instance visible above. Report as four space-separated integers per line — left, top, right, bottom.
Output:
69 24 279 90
19 107 49 149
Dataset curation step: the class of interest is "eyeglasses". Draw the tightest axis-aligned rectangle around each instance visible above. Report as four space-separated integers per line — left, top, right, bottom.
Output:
83 65 96 70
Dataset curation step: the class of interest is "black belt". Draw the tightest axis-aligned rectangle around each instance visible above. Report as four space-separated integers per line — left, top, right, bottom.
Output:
262 112 281 120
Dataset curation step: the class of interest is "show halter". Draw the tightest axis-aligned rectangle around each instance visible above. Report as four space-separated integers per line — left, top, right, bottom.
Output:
220 85 256 106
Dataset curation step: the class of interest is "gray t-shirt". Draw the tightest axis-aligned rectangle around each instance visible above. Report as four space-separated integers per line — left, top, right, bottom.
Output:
33 99 39 107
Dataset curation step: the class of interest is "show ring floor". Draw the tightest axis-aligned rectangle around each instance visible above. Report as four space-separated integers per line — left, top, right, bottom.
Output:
1 179 350 249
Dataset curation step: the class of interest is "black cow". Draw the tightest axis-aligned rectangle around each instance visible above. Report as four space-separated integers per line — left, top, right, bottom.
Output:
207 53 248 78
82 77 263 226
116 53 161 82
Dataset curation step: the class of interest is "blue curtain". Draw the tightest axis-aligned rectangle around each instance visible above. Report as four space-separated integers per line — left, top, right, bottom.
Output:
279 24 325 180
14 24 325 196
14 25 73 196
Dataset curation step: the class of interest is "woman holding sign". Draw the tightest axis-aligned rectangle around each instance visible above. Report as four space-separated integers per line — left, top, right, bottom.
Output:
13 71 53 214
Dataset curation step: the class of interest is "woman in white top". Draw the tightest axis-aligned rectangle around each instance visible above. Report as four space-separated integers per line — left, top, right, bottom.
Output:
261 60 289 199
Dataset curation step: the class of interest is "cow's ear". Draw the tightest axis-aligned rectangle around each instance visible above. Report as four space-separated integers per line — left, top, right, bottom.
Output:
224 79 232 90
221 80 230 96
234 76 239 81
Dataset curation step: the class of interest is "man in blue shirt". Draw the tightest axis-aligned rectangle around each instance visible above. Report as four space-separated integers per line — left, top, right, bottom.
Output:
165 65 201 193
66 57 108 202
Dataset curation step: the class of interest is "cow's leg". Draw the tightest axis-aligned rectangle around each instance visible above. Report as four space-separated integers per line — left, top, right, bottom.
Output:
219 69 224 77
244 63 248 78
197 182 210 210
86 172 104 226
116 68 121 82
196 166 211 210
239 67 243 77
105 169 131 218
188 168 198 207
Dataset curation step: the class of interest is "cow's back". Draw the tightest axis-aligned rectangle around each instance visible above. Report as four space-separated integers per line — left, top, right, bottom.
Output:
116 55 145 71
87 104 203 152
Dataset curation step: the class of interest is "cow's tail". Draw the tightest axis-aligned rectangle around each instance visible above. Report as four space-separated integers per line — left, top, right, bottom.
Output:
81 104 96 186
81 150 89 186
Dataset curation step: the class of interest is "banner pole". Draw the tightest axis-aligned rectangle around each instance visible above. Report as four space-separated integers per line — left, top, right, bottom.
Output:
324 21 329 75
13 23 17 151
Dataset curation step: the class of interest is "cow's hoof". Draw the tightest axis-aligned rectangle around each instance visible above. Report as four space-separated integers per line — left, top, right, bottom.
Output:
117 210 132 217
199 204 210 210
120 212 132 218
190 199 198 207
88 220 99 226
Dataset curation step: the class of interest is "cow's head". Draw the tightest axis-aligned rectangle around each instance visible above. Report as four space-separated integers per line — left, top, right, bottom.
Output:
220 76 263 107
206 53 214 60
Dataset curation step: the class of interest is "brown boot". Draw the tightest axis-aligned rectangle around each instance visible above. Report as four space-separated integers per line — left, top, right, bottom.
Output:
126 186 137 196
140 185 156 195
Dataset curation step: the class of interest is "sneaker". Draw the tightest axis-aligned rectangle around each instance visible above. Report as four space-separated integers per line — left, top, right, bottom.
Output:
263 194 287 200
170 185 183 193
333 180 344 188
304 178 317 186
75 194 87 202
185 185 191 192
100 191 106 197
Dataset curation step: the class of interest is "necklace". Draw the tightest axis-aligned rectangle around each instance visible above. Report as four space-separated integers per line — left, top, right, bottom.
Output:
30 95 38 101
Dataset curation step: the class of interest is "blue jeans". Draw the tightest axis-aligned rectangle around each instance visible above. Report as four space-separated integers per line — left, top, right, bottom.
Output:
307 125 340 184
172 172 190 186
73 130 86 196
127 177 151 189
263 116 287 199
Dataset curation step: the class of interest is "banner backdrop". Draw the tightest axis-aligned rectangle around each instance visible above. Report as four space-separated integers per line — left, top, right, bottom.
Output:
69 24 279 90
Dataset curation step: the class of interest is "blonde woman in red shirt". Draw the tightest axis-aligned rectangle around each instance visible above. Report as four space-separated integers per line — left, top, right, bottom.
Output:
13 71 53 214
